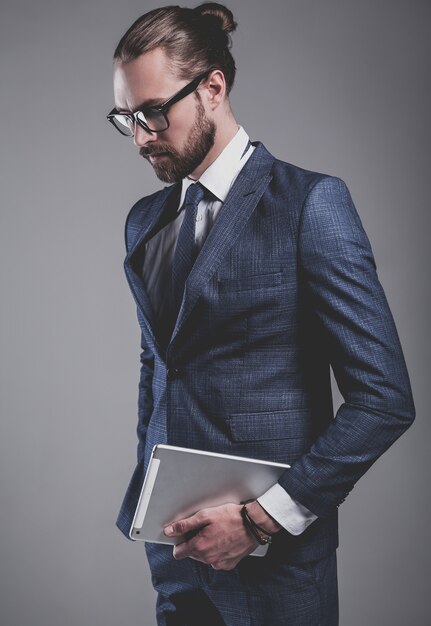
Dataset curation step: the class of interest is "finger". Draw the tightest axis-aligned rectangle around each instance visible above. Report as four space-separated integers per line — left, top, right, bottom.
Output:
210 559 238 571
172 544 188 560
173 532 213 562
187 554 209 564
173 541 205 561
164 511 206 538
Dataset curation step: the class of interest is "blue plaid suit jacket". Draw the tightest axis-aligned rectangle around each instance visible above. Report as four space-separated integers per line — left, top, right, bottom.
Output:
116 142 415 564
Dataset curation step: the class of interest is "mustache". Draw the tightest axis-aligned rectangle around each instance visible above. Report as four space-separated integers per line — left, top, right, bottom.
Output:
139 145 176 158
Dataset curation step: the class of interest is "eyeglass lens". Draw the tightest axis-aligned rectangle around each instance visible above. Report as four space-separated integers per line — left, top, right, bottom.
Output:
111 110 168 136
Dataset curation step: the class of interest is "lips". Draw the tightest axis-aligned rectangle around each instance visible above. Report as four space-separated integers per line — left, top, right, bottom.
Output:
149 153 169 161
141 151 170 164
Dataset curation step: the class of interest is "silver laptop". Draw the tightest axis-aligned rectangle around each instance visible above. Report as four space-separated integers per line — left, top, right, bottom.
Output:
130 444 290 557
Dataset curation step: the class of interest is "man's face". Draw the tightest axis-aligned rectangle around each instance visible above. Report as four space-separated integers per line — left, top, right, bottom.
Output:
113 48 216 182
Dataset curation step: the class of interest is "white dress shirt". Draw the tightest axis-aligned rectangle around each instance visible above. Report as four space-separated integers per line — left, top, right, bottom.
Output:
143 126 318 535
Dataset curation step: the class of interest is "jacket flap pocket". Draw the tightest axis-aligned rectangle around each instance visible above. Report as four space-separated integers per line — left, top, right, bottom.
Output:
227 409 311 442
218 271 283 293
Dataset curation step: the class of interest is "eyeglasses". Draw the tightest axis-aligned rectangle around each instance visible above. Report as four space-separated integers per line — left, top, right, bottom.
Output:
107 69 212 137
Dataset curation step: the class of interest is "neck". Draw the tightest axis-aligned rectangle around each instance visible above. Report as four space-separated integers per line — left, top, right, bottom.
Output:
189 114 239 180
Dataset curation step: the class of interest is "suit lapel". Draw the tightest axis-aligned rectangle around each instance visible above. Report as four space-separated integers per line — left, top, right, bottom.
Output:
124 183 181 358
170 142 275 344
126 184 181 259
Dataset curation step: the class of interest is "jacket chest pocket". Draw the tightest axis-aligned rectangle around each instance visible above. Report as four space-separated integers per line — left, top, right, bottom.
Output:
216 270 296 336
218 271 284 293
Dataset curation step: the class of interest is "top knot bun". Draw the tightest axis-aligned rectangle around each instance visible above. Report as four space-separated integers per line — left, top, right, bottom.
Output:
195 2 237 34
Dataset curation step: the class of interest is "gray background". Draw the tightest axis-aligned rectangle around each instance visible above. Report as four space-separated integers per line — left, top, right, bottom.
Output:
1 0 429 624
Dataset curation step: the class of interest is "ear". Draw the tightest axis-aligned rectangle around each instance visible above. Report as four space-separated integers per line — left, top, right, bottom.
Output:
203 69 227 110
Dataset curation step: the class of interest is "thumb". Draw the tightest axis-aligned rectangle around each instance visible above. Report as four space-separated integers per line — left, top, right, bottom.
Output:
164 511 206 538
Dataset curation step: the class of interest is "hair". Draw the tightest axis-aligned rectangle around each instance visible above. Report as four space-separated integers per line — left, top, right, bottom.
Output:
113 3 237 94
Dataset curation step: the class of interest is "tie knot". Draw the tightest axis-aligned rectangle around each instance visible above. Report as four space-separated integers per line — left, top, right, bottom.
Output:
184 182 205 209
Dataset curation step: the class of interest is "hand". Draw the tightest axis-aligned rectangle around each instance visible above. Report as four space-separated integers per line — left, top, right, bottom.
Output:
164 502 258 570
163 501 281 571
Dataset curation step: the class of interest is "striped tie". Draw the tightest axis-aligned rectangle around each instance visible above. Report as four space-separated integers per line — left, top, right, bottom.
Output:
172 182 205 315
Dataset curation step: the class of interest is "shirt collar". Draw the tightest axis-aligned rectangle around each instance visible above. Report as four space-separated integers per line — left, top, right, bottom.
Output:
180 126 252 205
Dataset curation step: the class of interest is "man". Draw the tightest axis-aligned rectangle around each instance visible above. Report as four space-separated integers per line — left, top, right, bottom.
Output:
108 3 415 625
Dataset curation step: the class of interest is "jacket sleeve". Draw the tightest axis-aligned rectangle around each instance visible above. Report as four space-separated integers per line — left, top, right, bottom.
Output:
136 308 154 462
278 176 415 518
124 207 155 463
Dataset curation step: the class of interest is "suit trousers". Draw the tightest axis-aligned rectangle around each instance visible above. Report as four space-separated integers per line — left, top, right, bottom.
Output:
146 542 338 626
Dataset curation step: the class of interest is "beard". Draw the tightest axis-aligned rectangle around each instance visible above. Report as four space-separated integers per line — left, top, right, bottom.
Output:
140 97 216 183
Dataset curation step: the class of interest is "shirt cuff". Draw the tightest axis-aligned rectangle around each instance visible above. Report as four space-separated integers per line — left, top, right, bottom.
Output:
257 483 318 536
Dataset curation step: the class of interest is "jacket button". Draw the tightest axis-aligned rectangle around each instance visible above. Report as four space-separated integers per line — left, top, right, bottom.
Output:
167 367 180 380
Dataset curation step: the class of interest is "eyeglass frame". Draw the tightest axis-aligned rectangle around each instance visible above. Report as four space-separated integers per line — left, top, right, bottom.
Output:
107 68 214 137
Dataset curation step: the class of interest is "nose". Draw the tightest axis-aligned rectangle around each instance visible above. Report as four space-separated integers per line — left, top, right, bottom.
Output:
133 122 157 148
